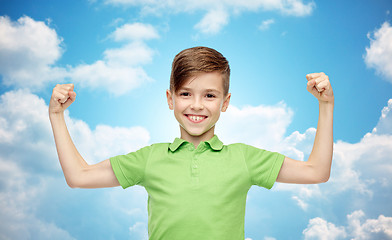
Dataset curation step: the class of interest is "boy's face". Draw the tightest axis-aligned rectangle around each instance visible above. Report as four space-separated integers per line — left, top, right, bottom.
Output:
166 72 231 141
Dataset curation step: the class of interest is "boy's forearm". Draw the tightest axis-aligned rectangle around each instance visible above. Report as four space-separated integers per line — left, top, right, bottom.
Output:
307 100 334 182
49 112 88 187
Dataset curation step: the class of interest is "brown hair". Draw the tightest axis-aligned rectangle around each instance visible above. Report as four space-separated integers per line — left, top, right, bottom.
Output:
170 46 230 96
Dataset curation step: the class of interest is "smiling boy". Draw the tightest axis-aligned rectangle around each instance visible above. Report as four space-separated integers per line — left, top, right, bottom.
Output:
49 46 334 239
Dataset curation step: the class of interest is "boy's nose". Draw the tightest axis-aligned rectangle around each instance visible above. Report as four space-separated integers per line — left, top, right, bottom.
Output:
190 99 204 110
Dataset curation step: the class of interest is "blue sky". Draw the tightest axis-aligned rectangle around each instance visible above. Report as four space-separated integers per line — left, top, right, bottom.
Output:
0 0 392 239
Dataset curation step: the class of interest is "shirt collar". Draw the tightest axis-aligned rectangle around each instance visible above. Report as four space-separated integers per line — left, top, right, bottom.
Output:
206 135 224 151
169 135 224 152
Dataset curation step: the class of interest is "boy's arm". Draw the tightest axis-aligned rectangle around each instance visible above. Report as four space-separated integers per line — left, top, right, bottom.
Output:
49 84 120 188
276 72 334 184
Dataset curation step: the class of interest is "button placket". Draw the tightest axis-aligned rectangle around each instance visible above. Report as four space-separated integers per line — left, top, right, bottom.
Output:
191 155 199 176
191 150 201 185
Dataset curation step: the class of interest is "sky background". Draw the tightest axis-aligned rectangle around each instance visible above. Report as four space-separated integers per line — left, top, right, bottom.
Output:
0 0 392 239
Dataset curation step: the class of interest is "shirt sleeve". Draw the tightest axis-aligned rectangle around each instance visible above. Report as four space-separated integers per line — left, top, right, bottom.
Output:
110 145 152 189
242 144 285 189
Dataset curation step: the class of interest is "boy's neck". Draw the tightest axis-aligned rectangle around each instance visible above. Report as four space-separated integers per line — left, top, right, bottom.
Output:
179 126 215 148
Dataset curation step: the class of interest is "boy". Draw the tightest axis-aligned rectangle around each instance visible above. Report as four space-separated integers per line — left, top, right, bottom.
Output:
49 46 334 239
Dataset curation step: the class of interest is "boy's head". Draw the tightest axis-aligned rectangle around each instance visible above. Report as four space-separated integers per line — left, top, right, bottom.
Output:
167 47 231 142
170 46 230 96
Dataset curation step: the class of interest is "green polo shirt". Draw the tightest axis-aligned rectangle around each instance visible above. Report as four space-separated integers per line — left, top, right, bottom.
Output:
110 135 285 240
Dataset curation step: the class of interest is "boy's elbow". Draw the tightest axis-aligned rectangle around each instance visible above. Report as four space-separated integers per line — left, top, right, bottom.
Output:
65 177 79 188
68 183 78 189
64 172 85 188
63 165 92 188
322 173 331 183
307 162 331 184
313 172 330 184
318 175 330 183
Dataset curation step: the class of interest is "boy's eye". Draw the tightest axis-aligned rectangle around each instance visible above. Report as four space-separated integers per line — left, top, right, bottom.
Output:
206 94 215 98
180 92 190 97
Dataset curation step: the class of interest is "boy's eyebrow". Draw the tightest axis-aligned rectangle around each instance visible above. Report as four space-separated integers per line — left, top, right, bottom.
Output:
178 87 192 91
178 87 222 94
205 88 221 93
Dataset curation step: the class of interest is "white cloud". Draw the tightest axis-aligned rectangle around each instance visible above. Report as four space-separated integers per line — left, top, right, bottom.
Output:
105 0 315 16
0 15 66 89
217 102 293 151
303 210 392 240
217 103 319 159
0 167 76 240
0 89 150 239
217 102 314 162
285 99 392 208
279 0 315 16
348 210 392 239
280 116 392 209
259 18 275 31
194 8 229 35
0 90 60 172
129 222 148 240
104 41 154 66
331 133 392 196
70 60 151 96
0 152 76 239
276 183 321 210
364 21 392 83
280 127 316 160
0 89 150 166
103 0 315 34
0 16 157 95
292 195 308 210
111 22 159 41
372 98 392 135
330 97 392 195
70 23 157 95
66 115 150 162
303 217 347 240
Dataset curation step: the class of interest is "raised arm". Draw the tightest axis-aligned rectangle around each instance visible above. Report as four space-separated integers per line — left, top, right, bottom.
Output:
49 84 120 188
276 72 334 184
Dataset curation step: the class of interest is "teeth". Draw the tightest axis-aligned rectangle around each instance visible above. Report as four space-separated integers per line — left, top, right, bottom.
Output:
189 115 204 121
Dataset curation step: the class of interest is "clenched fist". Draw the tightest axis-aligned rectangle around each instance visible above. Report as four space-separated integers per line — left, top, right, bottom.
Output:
306 72 334 103
49 84 76 115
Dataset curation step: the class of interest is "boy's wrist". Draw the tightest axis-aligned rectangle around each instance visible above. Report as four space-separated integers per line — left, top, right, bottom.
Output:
49 111 65 121
318 99 334 115
318 98 334 107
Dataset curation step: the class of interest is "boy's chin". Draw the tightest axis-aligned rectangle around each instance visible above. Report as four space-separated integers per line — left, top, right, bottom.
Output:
183 129 206 137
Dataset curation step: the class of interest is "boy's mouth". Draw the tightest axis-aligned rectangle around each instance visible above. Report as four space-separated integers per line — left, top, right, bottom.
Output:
185 114 207 123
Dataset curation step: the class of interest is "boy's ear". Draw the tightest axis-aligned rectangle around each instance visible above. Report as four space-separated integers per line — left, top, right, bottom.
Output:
166 89 174 110
221 93 231 112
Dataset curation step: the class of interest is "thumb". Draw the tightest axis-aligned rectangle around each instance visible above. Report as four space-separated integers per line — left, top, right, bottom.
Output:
69 91 76 102
307 79 321 98
63 91 76 109
307 79 316 92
